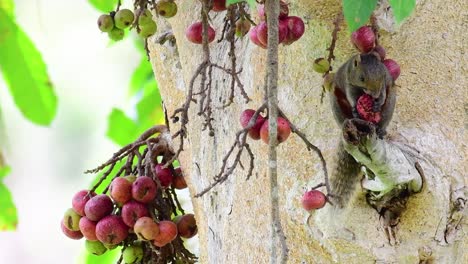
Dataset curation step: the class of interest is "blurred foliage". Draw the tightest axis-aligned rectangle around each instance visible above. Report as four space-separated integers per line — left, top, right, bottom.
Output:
0 8 58 126
81 245 122 264
0 160 16 231
0 0 14 16
342 0 378 32
388 0 416 23
0 1 58 233
88 0 116 13
106 36 164 147
343 0 415 32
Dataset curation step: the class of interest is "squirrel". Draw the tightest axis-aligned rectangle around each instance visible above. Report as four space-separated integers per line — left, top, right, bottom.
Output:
328 52 396 208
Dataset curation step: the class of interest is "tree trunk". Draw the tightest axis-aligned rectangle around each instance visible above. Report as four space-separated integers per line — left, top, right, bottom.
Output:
147 0 466 262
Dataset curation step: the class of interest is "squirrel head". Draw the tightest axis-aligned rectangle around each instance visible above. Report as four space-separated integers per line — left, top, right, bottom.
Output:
348 53 389 98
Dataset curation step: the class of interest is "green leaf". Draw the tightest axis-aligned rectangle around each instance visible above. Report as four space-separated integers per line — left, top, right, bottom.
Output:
0 9 57 126
87 0 115 13
129 58 154 96
0 0 14 16
0 165 17 231
226 0 257 10
82 246 121 264
342 0 378 32
107 109 139 147
389 0 416 24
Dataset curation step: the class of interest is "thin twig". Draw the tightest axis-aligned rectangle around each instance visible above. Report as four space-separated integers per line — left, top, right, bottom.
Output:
278 109 330 195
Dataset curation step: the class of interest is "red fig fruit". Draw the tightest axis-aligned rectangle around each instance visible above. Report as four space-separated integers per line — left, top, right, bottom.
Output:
174 214 198 239
172 167 188 189
373 45 386 61
212 0 227 12
239 109 266 140
302 190 326 211
186 22 216 44
351 26 375 53
259 117 291 144
155 164 174 187
249 26 267 49
282 16 305 45
383 59 400 81
153 221 178 247
134 216 160 241
95 215 129 245
110 177 132 205
79 217 98 241
84 194 114 222
258 1 289 20
356 94 382 124
121 200 149 227
132 176 157 204
61 220 83 240
257 21 288 46
72 190 96 216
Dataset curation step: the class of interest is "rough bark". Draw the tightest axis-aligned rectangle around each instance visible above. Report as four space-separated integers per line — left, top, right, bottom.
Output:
147 0 467 263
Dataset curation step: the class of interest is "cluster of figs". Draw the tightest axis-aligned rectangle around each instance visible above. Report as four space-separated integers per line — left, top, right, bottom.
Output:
61 165 197 263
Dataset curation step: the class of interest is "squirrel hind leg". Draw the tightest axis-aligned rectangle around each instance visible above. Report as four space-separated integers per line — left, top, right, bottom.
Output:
329 142 362 208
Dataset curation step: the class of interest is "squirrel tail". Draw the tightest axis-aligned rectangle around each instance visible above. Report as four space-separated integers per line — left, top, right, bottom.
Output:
330 140 362 208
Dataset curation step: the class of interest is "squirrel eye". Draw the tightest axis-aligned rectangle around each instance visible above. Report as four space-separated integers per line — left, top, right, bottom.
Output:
359 75 365 82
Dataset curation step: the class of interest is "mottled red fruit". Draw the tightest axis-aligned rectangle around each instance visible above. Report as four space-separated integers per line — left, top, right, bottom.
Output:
132 176 157 203
212 0 227 12
134 216 160 241
185 22 216 44
351 26 375 53
174 214 197 239
84 194 114 221
110 177 132 205
302 190 326 211
257 21 288 46
153 221 178 247
259 117 291 144
155 164 174 187
356 94 382 124
72 190 96 216
121 200 149 227
61 220 83 240
373 45 386 61
79 217 98 241
282 16 305 45
96 215 128 245
172 168 188 189
249 26 267 49
382 59 400 81
258 1 289 20
240 109 266 140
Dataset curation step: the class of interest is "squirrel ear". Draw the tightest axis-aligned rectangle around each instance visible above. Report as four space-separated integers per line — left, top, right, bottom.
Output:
354 55 361 67
370 51 381 61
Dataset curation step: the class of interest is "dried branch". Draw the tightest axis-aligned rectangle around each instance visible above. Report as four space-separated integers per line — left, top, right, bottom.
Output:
278 109 331 195
195 102 267 197
168 1 251 166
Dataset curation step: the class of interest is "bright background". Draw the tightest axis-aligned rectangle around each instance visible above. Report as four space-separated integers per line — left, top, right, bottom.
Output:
0 1 194 263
